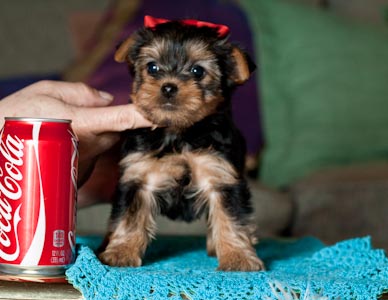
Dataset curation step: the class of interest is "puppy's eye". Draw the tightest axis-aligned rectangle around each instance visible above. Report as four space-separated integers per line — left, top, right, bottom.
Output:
147 62 159 75
190 65 205 79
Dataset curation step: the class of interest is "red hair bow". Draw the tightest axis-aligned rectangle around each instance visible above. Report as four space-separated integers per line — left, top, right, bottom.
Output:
144 15 230 38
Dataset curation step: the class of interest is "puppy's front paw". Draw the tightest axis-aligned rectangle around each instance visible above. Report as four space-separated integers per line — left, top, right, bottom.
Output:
217 251 265 272
99 247 142 267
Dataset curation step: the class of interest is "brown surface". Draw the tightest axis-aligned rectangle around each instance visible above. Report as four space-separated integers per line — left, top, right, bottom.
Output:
0 280 82 300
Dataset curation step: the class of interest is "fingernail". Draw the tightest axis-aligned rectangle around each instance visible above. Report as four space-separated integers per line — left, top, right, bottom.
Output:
98 90 114 101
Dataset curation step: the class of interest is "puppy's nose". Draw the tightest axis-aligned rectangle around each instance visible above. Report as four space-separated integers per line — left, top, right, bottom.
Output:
161 83 178 98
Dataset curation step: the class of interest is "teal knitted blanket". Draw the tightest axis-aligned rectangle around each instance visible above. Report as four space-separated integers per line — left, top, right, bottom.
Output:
66 236 388 300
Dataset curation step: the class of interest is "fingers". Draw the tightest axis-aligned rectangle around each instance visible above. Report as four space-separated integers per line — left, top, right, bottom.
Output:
75 104 154 134
29 80 114 107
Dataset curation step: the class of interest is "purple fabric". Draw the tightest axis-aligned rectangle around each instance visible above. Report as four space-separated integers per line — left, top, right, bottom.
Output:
86 0 263 154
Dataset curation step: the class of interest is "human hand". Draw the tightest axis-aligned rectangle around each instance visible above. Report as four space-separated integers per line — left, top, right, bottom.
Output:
0 80 153 185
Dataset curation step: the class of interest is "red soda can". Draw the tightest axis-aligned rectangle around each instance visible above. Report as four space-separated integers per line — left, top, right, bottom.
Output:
0 117 78 276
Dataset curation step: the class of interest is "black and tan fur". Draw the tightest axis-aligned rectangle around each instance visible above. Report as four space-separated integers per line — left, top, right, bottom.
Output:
98 20 264 271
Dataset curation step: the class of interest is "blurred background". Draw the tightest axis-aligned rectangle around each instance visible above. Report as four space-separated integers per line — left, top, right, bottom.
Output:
1 0 388 249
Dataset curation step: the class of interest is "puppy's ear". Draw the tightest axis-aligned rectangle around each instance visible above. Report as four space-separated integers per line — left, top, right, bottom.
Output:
230 47 256 85
114 35 136 64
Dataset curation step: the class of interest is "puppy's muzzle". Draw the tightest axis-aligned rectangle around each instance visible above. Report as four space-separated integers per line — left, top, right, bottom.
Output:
161 83 178 99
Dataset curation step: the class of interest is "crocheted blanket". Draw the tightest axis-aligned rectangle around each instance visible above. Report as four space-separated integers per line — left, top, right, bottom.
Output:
66 236 388 300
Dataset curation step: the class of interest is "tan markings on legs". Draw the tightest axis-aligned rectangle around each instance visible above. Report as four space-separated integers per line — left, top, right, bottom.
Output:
100 152 187 267
99 188 157 267
185 151 264 271
183 151 238 214
120 153 156 184
206 216 256 258
120 152 187 191
208 194 264 271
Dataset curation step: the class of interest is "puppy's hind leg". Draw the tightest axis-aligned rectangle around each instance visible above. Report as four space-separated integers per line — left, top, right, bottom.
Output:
188 152 264 271
207 184 265 272
99 183 158 267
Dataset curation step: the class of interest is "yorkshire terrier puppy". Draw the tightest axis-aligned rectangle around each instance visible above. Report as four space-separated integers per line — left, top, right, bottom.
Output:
98 16 264 271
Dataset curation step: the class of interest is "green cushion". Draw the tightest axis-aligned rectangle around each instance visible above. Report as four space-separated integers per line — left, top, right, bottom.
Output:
241 0 388 188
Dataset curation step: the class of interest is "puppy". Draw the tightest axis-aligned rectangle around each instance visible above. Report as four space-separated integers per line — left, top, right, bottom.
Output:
99 15 264 271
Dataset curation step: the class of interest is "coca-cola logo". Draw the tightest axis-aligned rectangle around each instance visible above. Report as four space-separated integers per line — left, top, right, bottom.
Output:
0 130 24 261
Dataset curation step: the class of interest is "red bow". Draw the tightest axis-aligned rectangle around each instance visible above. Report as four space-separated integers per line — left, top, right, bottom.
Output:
144 15 230 38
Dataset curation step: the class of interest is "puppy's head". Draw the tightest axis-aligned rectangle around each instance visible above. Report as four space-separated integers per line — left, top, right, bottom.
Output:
115 16 255 130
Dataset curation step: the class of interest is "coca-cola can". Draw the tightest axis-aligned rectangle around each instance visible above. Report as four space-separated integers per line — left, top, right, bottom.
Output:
0 117 78 276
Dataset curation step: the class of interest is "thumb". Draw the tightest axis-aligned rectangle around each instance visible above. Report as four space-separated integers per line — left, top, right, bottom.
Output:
75 104 154 134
